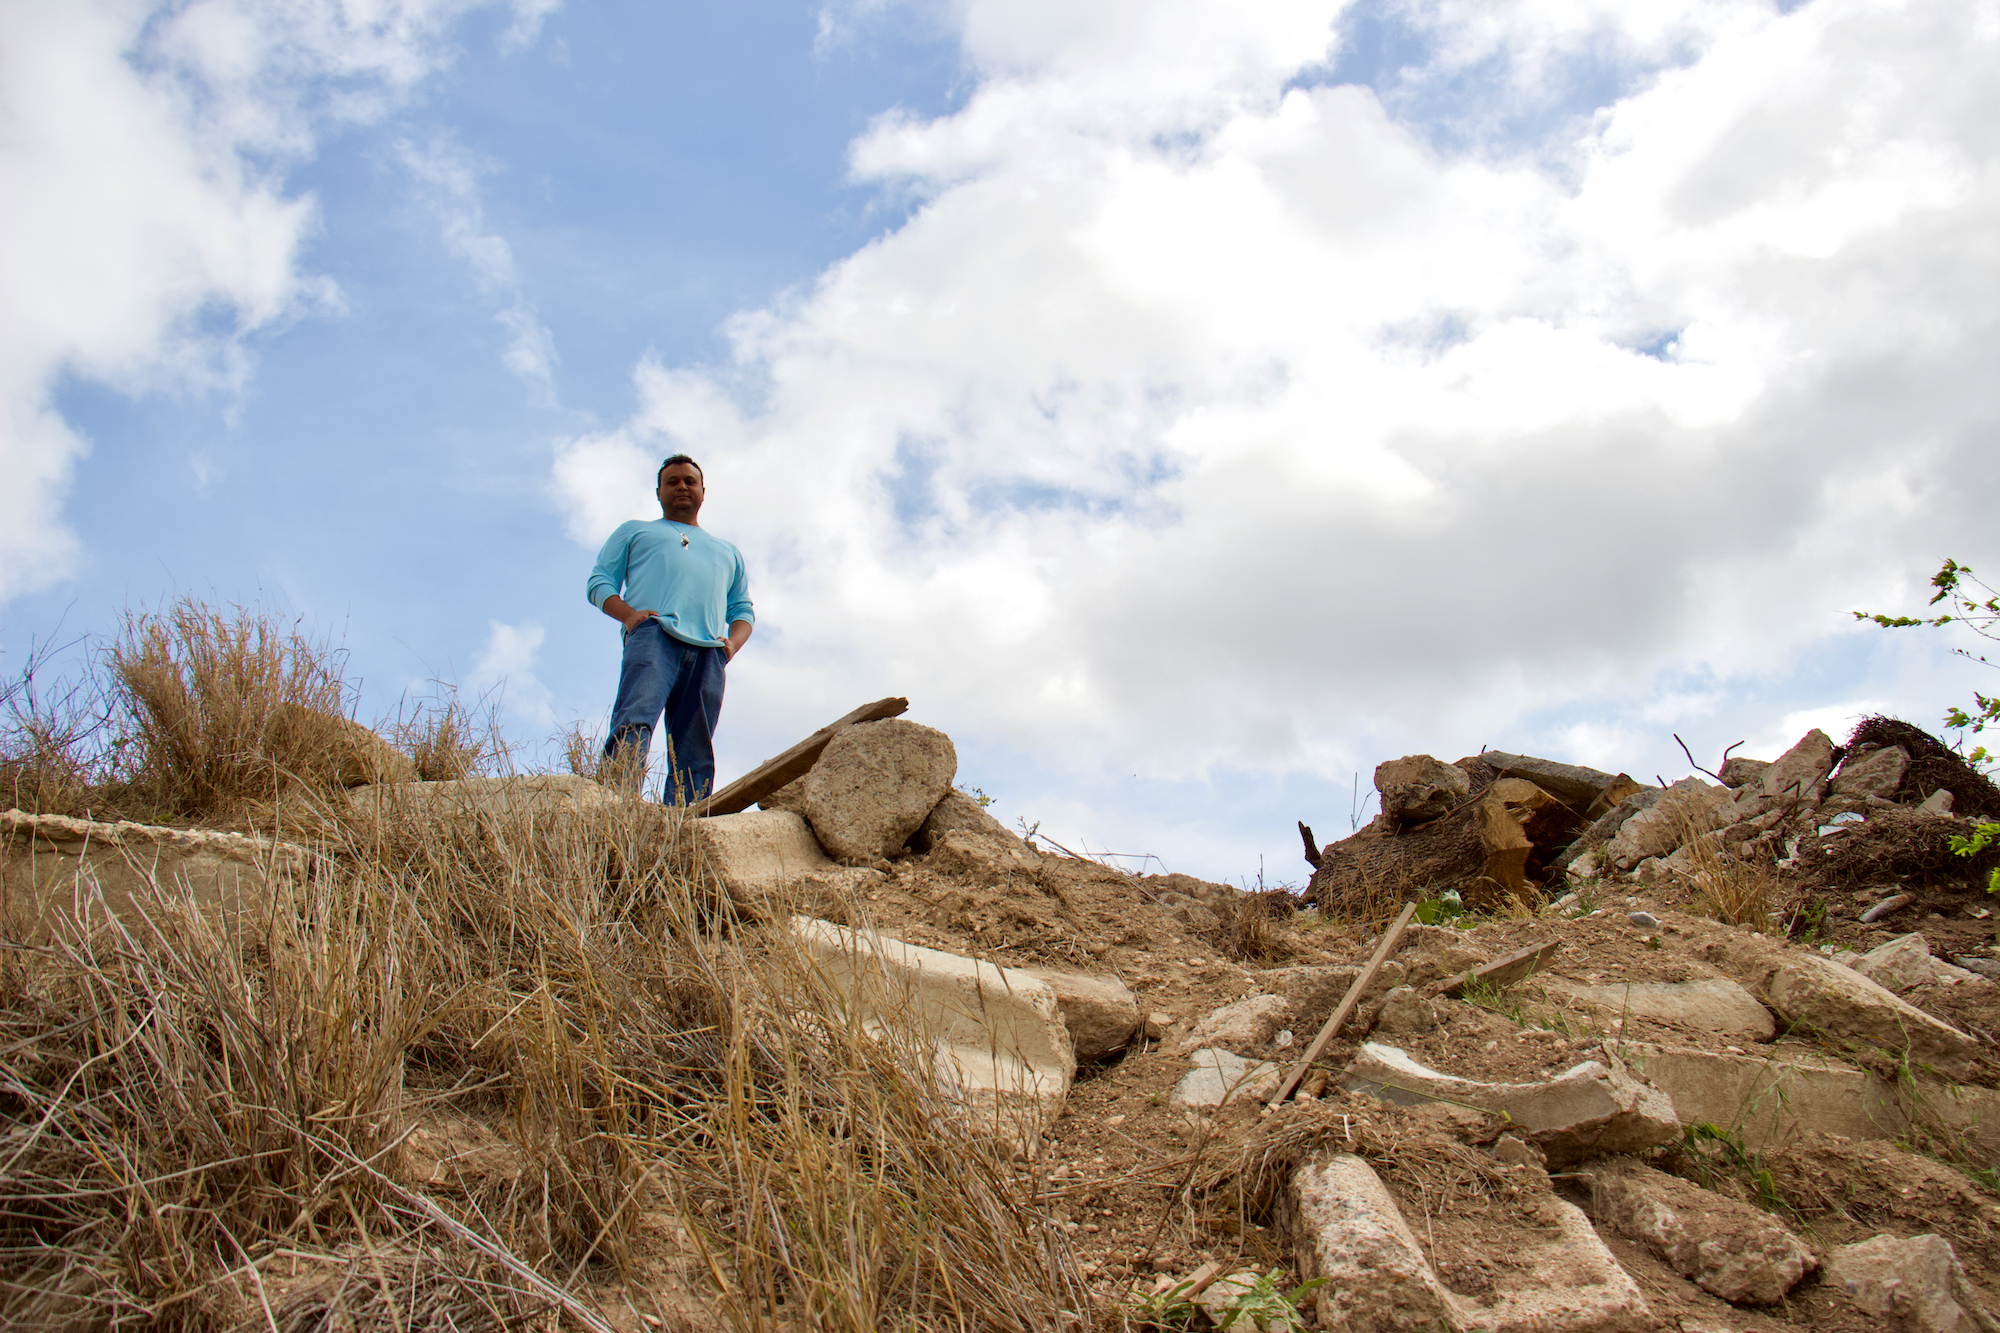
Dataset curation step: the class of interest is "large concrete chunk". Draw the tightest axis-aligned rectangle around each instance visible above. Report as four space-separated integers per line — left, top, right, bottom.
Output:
801 720 957 862
1605 778 1731 869
1022 968 1139 1060
1451 1195 1654 1333
345 774 617 821
1540 975 1775 1040
1479 752 1641 818
1373 754 1471 826
1826 1233 1998 1333
1589 1157 1815 1303
2 809 304 939
790 916 1071 1153
1178 994 1292 1055
1766 953 1978 1079
695 809 838 894
1833 745 1913 801
1728 729 1835 820
1289 1153 1457 1333
1855 933 1949 994
1173 1048 1281 1107
1343 1043 1678 1165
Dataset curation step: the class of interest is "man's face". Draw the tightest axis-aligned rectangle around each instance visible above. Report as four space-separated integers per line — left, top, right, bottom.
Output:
657 463 705 523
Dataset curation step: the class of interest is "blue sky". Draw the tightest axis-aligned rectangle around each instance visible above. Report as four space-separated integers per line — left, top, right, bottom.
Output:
4 0 1997 882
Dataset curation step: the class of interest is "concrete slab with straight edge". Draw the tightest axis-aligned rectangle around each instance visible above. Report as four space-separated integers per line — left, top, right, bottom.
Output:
1623 1041 2000 1158
1174 1048 1282 1107
790 916 1074 1155
695 809 841 892
2 809 307 940
1448 1195 1655 1332
1539 975 1776 1041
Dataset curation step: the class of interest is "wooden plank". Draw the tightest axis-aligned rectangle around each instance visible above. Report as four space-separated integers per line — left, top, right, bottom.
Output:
697 697 909 816
1430 939 1562 999
1267 901 1418 1107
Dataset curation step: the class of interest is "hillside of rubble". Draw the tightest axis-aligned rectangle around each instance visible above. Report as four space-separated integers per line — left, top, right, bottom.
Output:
8 602 2000 1332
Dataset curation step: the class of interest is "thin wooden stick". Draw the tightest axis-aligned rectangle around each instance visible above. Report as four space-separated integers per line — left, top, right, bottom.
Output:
1267 901 1417 1106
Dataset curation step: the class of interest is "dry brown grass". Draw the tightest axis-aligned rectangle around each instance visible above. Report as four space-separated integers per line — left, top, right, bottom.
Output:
1671 808 1794 928
395 697 495 783
2 766 1084 1331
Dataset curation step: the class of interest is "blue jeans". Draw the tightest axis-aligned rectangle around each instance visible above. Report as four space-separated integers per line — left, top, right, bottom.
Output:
603 620 727 804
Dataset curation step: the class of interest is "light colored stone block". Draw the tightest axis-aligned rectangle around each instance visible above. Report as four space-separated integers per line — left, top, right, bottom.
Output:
1454 1195 1654 1333
790 916 1072 1154
1766 952 1977 1079
1173 1048 1281 1107
696 809 836 892
2 809 304 939
1290 1153 1456 1332
1826 1233 1997 1333
1540 975 1775 1040
1022 968 1139 1060
1342 1042 1678 1165
1590 1156 1815 1303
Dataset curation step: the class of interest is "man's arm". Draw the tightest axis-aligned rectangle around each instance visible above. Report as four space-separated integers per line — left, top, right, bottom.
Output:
600 594 656 634
724 619 752 661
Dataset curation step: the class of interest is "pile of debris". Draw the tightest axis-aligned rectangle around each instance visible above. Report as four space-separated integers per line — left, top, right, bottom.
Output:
12 698 2000 1333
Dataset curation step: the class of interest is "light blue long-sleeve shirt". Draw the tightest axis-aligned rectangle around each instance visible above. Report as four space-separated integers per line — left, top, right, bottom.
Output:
587 519 755 646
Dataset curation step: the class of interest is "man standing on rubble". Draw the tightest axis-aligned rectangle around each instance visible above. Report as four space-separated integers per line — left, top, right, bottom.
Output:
587 454 754 804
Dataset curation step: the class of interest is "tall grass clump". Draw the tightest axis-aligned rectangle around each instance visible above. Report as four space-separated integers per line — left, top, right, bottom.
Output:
3 716 1085 1330
109 599 354 821
1671 808 1793 928
0 639 125 819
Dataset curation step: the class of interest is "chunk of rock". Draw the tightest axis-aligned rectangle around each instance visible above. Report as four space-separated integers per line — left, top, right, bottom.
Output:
1173 1048 1281 1107
801 719 957 862
1834 745 1913 802
1606 778 1733 869
1765 953 1979 1079
1825 1233 1998 1333
1479 751 1644 818
1857 933 1948 994
1 809 305 940
1463 1194 1655 1333
1728 728 1836 819
910 788 1043 874
790 916 1071 1154
1719 755 1772 789
1178 994 1292 1055
1540 975 1775 1040
1343 1043 1679 1165
1372 754 1471 827
1290 1154 1457 1330
1374 987 1438 1035
1589 1157 1816 1304
756 774 808 814
1022 968 1139 1060
696 809 840 895
1917 789 1956 816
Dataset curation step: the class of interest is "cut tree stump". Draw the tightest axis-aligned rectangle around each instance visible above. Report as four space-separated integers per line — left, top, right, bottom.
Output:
1309 776 1552 916
698 697 909 816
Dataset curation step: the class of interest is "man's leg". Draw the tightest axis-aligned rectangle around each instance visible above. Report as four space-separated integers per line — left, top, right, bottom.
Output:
659 644 726 805
602 621 674 788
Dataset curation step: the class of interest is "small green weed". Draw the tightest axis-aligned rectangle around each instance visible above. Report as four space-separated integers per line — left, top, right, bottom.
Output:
1949 821 2000 894
1131 1270 1326 1333
1414 890 1465 926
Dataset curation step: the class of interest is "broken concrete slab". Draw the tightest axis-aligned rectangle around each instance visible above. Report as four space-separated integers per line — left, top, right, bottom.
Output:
1825 1233 1999 1333
1288 1153 1458 1332
1479 751 1642 818
801 719 957 862
1539 975 1776 1040
1022 967 1140 1061
345 774 618 821
1728 728 1836 821
1622 1042 2000 1158
1606 778 1732 870
1178 994 1292 1055
1856 933 1957 994
1719 755 1772 789
1450 1194 1655 1333
1765 952 1979 1079
789 915 1072 1153
1588 1156 1816 1304
912 788 1038 858
1342 1042 1679 1165
1918 789 1957 816
1173 1048 1281 1107
694 809 850 896
1 808 306 939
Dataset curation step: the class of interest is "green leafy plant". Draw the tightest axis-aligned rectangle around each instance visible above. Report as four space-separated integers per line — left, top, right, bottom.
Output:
1212 1271 1327 1332
1414 889 1465 925
1951 821 2000 894
1856 558 1999 769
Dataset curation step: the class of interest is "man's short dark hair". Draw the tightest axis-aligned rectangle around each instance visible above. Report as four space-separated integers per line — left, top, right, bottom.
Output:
658 454 703 484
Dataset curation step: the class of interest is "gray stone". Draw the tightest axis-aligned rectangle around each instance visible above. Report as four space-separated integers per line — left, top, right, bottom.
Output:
1343 1043 1679 1165
1022 968 1140 1060
1540 975 1776 1040
1833 745 1913 802
1178 994 1292 1055
1575 786 1665 856
1825 1233 1998 1333
1373 986 1438 1035
1629 911 1661 928
1589 1157 1815 1303
1766 953 1978 1079
1173 1048 1281 1107
1372 754 1471 827
1918 789 1957 816
800 719 957 862
1728 729 1836 820
1606 778 1732 870
1719 755 1772 789
1857 933 1944 993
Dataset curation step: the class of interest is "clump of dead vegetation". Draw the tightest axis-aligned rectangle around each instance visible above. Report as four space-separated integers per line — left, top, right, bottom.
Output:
0 602 1086 1331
